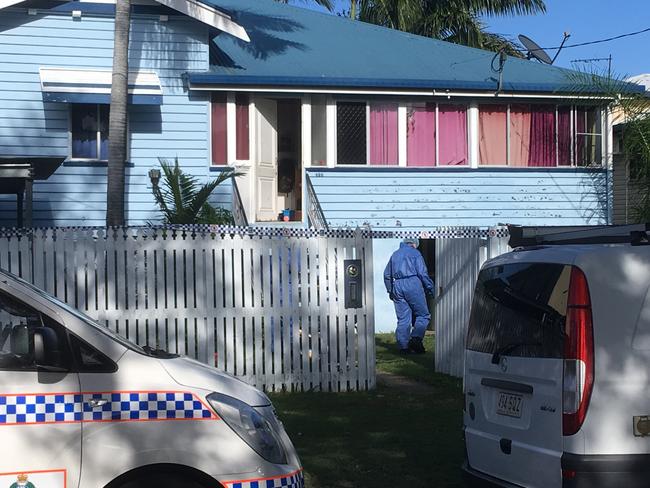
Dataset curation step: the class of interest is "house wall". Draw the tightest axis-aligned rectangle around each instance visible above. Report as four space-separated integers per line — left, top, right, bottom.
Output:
612 154 642 224
307 167 609 229
307 166 610 332
0 7 230 226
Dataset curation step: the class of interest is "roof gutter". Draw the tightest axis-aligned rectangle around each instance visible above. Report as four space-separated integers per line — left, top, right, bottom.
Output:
188 74 635 98
189 83 616 100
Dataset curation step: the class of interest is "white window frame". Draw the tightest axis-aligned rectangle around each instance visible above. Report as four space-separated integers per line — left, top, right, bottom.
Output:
574 106 605 167
404 101 470 167
333 99 473 168
332 99 374 167
476 103 606 168
227 92 253 165
68 103 119 163
209 91 252 167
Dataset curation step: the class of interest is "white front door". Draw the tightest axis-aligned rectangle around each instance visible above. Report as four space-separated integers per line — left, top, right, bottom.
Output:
256 97 278 221
0 299 81 488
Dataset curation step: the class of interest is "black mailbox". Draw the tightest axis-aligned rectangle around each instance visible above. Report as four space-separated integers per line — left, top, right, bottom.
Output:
344 259 363 309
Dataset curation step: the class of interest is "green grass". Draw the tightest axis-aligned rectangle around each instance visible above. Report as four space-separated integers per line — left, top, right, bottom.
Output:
375 333 462 390
269 333 466 488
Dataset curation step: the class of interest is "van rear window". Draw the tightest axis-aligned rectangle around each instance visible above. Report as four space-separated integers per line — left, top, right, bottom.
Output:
467 262 571 358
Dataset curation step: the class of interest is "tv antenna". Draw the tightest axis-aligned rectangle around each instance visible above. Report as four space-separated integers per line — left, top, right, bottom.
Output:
571 55 613 78
518 32 571 65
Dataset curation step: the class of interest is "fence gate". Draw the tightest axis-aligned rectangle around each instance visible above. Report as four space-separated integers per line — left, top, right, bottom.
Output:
0 226 375 392
434 227 510 377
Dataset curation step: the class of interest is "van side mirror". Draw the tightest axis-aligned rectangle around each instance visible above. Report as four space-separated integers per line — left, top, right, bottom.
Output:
33 327 67 372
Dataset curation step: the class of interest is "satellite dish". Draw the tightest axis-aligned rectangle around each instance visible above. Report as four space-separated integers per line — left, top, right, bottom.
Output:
518 34 553 64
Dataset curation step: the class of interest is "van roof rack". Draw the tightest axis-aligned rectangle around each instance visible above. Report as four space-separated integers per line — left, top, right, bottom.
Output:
508 224 650 248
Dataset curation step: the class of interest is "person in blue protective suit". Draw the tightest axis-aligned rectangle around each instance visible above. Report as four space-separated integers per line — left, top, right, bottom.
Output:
383 238 434 354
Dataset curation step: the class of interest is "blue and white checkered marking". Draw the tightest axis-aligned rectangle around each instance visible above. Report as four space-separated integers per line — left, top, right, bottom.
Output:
226 470 304 488
0 392 216 425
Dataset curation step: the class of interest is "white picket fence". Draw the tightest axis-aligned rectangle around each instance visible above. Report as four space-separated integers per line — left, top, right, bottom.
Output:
0 227 376 392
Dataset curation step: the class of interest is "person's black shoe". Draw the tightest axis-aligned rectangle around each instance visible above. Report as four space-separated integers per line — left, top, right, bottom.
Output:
408 337 426 354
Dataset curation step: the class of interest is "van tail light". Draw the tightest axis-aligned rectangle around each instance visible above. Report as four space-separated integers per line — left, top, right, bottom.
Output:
563 266 594 436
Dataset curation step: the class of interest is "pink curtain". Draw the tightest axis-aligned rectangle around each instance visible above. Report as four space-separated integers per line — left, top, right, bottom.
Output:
479 105 507 165
369 103 398 165
438 105 468 165
235 93 250 160
509 105 531 167
529 105 556 167
211 93 227 165
407 105 435 166
557 107 571 165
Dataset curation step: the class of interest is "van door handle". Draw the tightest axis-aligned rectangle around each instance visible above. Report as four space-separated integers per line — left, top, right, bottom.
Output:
481 378 533 394
87 398 109 409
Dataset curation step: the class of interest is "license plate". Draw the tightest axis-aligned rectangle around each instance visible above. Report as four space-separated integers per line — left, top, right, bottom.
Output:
497 392 523 418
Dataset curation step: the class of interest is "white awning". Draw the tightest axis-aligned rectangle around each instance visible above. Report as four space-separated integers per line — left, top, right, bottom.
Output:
1 0 249 42
154 0 249 42
39 68 163 105
0 0 25 9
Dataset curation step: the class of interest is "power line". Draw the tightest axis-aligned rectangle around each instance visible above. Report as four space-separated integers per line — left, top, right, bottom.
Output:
533 26 650 50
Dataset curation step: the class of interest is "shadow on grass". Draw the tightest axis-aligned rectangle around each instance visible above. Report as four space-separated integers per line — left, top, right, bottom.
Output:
375 333 463 391
269 334 466 488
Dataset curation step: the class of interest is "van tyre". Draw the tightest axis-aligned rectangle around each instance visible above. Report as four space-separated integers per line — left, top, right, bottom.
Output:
107 467 218 488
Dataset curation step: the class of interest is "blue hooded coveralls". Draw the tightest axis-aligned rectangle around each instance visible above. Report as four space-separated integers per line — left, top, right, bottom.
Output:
383 243 434 350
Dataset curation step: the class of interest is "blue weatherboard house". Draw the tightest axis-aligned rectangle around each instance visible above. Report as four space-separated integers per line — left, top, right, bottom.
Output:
0 0 640 331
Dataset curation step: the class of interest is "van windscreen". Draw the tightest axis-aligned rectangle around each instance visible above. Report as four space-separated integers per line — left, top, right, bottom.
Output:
467 262 571 359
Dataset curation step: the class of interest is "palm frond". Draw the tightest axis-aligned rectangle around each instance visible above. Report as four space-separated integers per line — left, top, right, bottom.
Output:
187 169 240 218
274 0 333 11
464 0 546 17
359 0 546 55
151 159 242 225
564 69 650 223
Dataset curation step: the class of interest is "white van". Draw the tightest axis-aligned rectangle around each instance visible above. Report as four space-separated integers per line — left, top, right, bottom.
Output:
463 226 650 488
0 270 303 488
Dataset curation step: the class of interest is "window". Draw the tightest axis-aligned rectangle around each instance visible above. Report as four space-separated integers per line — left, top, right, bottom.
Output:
407 103 468 166
69 335 116 373
337 102 367 164
336 101 399 166
467 263 571 359
575 107 603 166
211 93 227 165
235 93 250 161
479 105 508 165
369 103 398 165
479 104 603 167
311 95 327 166
71 104 109 160
0 291 71 371
211 93 250 165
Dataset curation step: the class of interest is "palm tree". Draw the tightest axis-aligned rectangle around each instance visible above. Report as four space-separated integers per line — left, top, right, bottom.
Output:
358 0 546 55
151 158 240 225
106 0 130 226
106 0 333 227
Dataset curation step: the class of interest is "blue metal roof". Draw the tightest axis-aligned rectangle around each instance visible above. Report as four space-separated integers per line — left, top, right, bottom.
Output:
191 0 642 94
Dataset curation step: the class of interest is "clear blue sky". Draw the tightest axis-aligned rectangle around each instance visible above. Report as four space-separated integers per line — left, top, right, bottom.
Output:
293 0 650 77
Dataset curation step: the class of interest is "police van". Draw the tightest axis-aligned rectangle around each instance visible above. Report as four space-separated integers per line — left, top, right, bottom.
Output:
463 225 650 488
0 270 303 488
